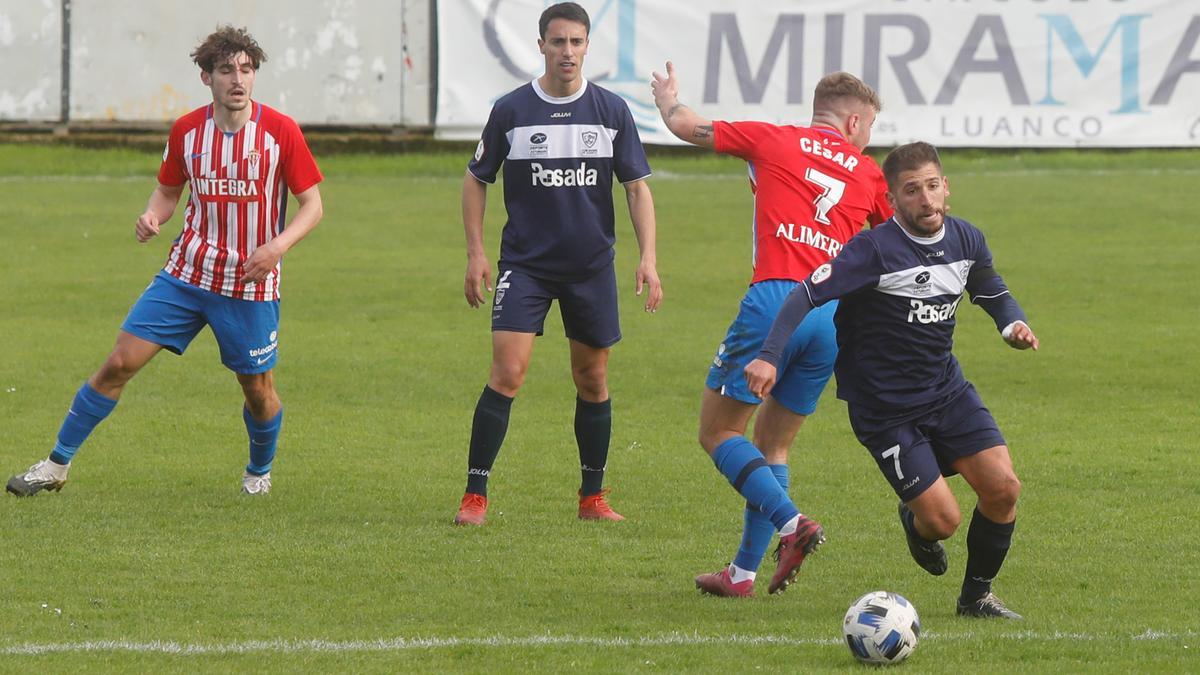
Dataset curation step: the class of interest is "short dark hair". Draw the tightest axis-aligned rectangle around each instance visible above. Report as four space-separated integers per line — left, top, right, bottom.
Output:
539 2 590 38
813 72 881 114
882 141 942 189
191 25 267 73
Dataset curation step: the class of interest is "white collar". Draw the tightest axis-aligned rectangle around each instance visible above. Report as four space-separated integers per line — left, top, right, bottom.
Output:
894 216 946 244
532 77 588 104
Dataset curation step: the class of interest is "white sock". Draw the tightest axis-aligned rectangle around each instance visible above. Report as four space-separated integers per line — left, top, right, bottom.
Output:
43 459 69 480
728 564 756 584
779 514 801 536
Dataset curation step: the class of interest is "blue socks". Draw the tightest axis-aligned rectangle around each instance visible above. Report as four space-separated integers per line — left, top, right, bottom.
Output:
46 382 282 476
733 463 789 572
244 407 283 476
49 382 118 465
711 437 799 531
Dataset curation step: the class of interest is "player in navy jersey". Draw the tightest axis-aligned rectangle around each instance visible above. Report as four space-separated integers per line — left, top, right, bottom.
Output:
651 63 890 596
454 2 662 526
7 27 323 498
746 142 1039 618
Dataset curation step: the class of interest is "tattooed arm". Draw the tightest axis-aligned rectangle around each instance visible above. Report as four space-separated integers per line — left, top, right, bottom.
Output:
650 61 715 149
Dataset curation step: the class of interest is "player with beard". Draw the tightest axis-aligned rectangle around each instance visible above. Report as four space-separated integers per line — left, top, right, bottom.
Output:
746 141 1038 618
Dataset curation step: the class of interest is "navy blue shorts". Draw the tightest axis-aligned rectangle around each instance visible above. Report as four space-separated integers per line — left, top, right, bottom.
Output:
490 264 620 348
122 271 280 374
847 383 1006 502
706 280 838 415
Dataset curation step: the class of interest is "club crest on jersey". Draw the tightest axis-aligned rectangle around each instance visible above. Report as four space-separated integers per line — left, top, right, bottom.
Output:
247 149 261 169
581 131 598 148
811 263 832 284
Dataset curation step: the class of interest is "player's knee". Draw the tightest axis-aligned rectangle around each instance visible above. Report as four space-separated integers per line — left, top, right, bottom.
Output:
571 362 606 395
919 504 961 540
927 513 960 540
984 473 1022 511
489 363 526 396
238 373 276 404
96 351 138 386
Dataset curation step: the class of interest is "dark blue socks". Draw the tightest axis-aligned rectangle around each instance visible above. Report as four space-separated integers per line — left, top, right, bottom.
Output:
49 382 118 465
466 386 513 496
575 396 611 497
961 507 1015 602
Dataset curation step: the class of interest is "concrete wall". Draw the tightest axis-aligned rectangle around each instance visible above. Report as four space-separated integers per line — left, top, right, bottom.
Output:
0 1 61 121
0 0 433 126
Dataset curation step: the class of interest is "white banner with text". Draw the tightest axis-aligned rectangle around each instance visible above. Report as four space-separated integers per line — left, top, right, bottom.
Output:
436 0 1200 147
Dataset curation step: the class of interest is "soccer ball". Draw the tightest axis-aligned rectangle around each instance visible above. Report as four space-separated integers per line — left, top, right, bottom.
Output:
842 591 920 665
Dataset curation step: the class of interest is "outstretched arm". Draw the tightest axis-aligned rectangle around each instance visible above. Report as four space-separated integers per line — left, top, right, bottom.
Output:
651 61 715 149
623 179 663 312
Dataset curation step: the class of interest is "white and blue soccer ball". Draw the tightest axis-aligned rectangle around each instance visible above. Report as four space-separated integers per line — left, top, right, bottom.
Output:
842 591 921 665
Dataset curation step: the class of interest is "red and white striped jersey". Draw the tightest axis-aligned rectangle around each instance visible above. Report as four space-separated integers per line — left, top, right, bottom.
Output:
157 102 322 300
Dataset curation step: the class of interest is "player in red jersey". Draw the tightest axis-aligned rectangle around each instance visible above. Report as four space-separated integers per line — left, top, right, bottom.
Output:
652 63 891 596
7 26 323 498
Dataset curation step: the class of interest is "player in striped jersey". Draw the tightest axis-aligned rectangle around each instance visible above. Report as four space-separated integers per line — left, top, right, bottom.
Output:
7 26 323 498
652 65 891 596
453 3 662 526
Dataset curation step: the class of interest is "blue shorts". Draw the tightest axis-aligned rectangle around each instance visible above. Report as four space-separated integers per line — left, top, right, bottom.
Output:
491 264 620 348
847 383 1007 502
122 271 281 374
706 280 838 415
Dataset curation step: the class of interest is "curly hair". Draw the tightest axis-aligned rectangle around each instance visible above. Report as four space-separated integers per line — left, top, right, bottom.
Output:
190 25 267 73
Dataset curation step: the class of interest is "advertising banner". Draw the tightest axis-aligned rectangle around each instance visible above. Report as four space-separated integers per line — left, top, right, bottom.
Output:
436 0 1200 147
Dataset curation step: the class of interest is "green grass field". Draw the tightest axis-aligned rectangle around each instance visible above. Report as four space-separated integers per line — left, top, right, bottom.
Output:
0 144 1196 672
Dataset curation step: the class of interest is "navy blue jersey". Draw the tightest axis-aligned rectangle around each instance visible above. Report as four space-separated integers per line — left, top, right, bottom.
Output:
759 216 1026 417
468 79 652 282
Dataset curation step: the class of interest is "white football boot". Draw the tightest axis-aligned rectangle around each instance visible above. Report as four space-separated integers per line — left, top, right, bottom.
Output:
241 471 272 495
6 459 70 497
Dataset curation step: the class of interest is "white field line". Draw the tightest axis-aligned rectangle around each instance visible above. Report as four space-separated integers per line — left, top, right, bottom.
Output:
1 629 1193 656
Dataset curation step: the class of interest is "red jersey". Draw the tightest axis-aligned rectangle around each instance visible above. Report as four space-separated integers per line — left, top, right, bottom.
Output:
157 102 322 301
713 121 891 285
